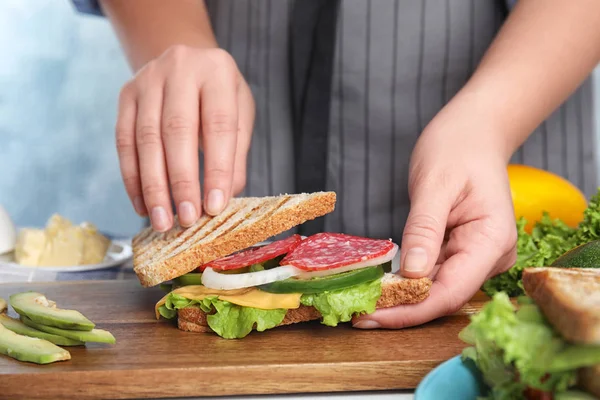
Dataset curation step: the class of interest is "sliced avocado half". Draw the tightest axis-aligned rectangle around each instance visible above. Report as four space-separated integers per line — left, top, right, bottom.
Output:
10 292 95 331
21 316 115 344
0 323 70 364
0 314 83 346
0 297 6 314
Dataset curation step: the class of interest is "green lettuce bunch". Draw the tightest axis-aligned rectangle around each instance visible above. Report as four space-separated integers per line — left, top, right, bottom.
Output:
482 188 600 297
158 278 382 339
460 293 600 399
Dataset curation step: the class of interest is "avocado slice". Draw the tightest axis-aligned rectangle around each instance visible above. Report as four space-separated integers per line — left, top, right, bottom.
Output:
10 292 95 331
0 323 70 364
21 316 115 344
0 314 84 346
0 297 6 314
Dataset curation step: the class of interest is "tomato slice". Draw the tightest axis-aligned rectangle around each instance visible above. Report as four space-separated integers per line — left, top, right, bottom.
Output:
281 232 396 271
198 234 303 271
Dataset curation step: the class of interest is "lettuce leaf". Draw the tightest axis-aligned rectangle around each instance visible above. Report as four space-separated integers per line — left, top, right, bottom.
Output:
482 215 578 297
575 189 600 244
300 278 381 327
483 188 600 297
459 293 600 399
158 293 286 339
206 300 286 339
157 277 383 337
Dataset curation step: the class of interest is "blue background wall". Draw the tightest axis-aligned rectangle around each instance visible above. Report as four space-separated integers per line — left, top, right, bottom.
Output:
0 0 143 236
1 1 599 237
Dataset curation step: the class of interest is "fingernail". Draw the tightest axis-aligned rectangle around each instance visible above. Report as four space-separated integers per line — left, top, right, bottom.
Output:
151 207 169 232
206 189 225 215
133 196 146 215
403 247 428 272
178 201 197 226
353 320 381 329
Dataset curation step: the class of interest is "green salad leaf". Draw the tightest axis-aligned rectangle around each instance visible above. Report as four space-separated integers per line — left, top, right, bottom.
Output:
206 299 286 339
575 189 600 244
300 278 381 327
460 293 600 399
483 188 600 297
158 293 286 339
157 278 384 337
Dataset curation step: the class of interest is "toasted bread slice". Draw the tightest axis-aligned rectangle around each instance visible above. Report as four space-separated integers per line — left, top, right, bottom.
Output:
522 267 600 344
133 192 336 287
176 273 433 334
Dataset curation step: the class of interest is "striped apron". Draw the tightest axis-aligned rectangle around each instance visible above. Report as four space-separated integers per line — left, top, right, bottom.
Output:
203 0 598 243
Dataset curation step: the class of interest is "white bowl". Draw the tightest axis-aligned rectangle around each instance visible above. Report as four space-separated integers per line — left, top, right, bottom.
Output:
0 206 17 255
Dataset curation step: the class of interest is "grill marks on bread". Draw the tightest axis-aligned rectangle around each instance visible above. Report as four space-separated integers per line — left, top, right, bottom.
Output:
132 192 336 287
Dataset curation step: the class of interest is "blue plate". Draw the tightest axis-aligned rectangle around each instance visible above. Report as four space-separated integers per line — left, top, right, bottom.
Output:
415 355 488 400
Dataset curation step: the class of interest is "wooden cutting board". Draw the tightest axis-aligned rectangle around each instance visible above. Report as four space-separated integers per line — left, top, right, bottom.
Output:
0 280 488 399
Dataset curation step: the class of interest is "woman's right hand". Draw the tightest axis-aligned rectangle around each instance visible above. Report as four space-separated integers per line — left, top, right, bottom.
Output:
115 45 255 232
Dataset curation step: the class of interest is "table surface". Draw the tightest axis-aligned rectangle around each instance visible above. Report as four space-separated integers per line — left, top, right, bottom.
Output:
185 394 413 399
0 241 424 399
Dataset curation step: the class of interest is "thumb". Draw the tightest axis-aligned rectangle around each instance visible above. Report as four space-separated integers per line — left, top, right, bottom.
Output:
400 186 450 278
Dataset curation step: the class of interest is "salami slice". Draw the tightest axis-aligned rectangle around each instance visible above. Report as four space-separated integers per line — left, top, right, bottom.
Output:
281 233 395 271
199 234 303 271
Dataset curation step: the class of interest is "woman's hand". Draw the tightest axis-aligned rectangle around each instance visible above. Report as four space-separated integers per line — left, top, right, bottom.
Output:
351 0 600 331
115 45 255 232
353 103 518 329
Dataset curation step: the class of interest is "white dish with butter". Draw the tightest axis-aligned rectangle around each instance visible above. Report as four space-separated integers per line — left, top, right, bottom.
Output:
0 214 132 272
0 238 132 272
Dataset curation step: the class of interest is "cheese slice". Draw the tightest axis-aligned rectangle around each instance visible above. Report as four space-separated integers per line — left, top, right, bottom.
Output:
155 285 301 319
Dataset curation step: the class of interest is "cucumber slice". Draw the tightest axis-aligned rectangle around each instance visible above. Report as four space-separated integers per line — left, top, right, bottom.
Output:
262 255 284 269
159 283 173 293
250 264 265 272
173 273 203 286
258 265 384 294
516 304 546 324
549 344 600 372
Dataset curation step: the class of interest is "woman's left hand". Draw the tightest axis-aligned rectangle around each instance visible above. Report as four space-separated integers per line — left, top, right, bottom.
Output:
353 104 518 329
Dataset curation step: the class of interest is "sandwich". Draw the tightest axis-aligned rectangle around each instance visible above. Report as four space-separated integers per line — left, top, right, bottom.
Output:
132 191 432 339
460 267 600 399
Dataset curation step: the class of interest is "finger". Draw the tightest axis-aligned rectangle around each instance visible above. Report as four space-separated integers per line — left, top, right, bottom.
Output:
162 76 201 227
436 240 448 265
400 183 451 278
115 84 146 216
136 81 173 232
428 262 443 281
232 81 254 195
485 244 517 281
200 70 239 215
353 246 493 329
